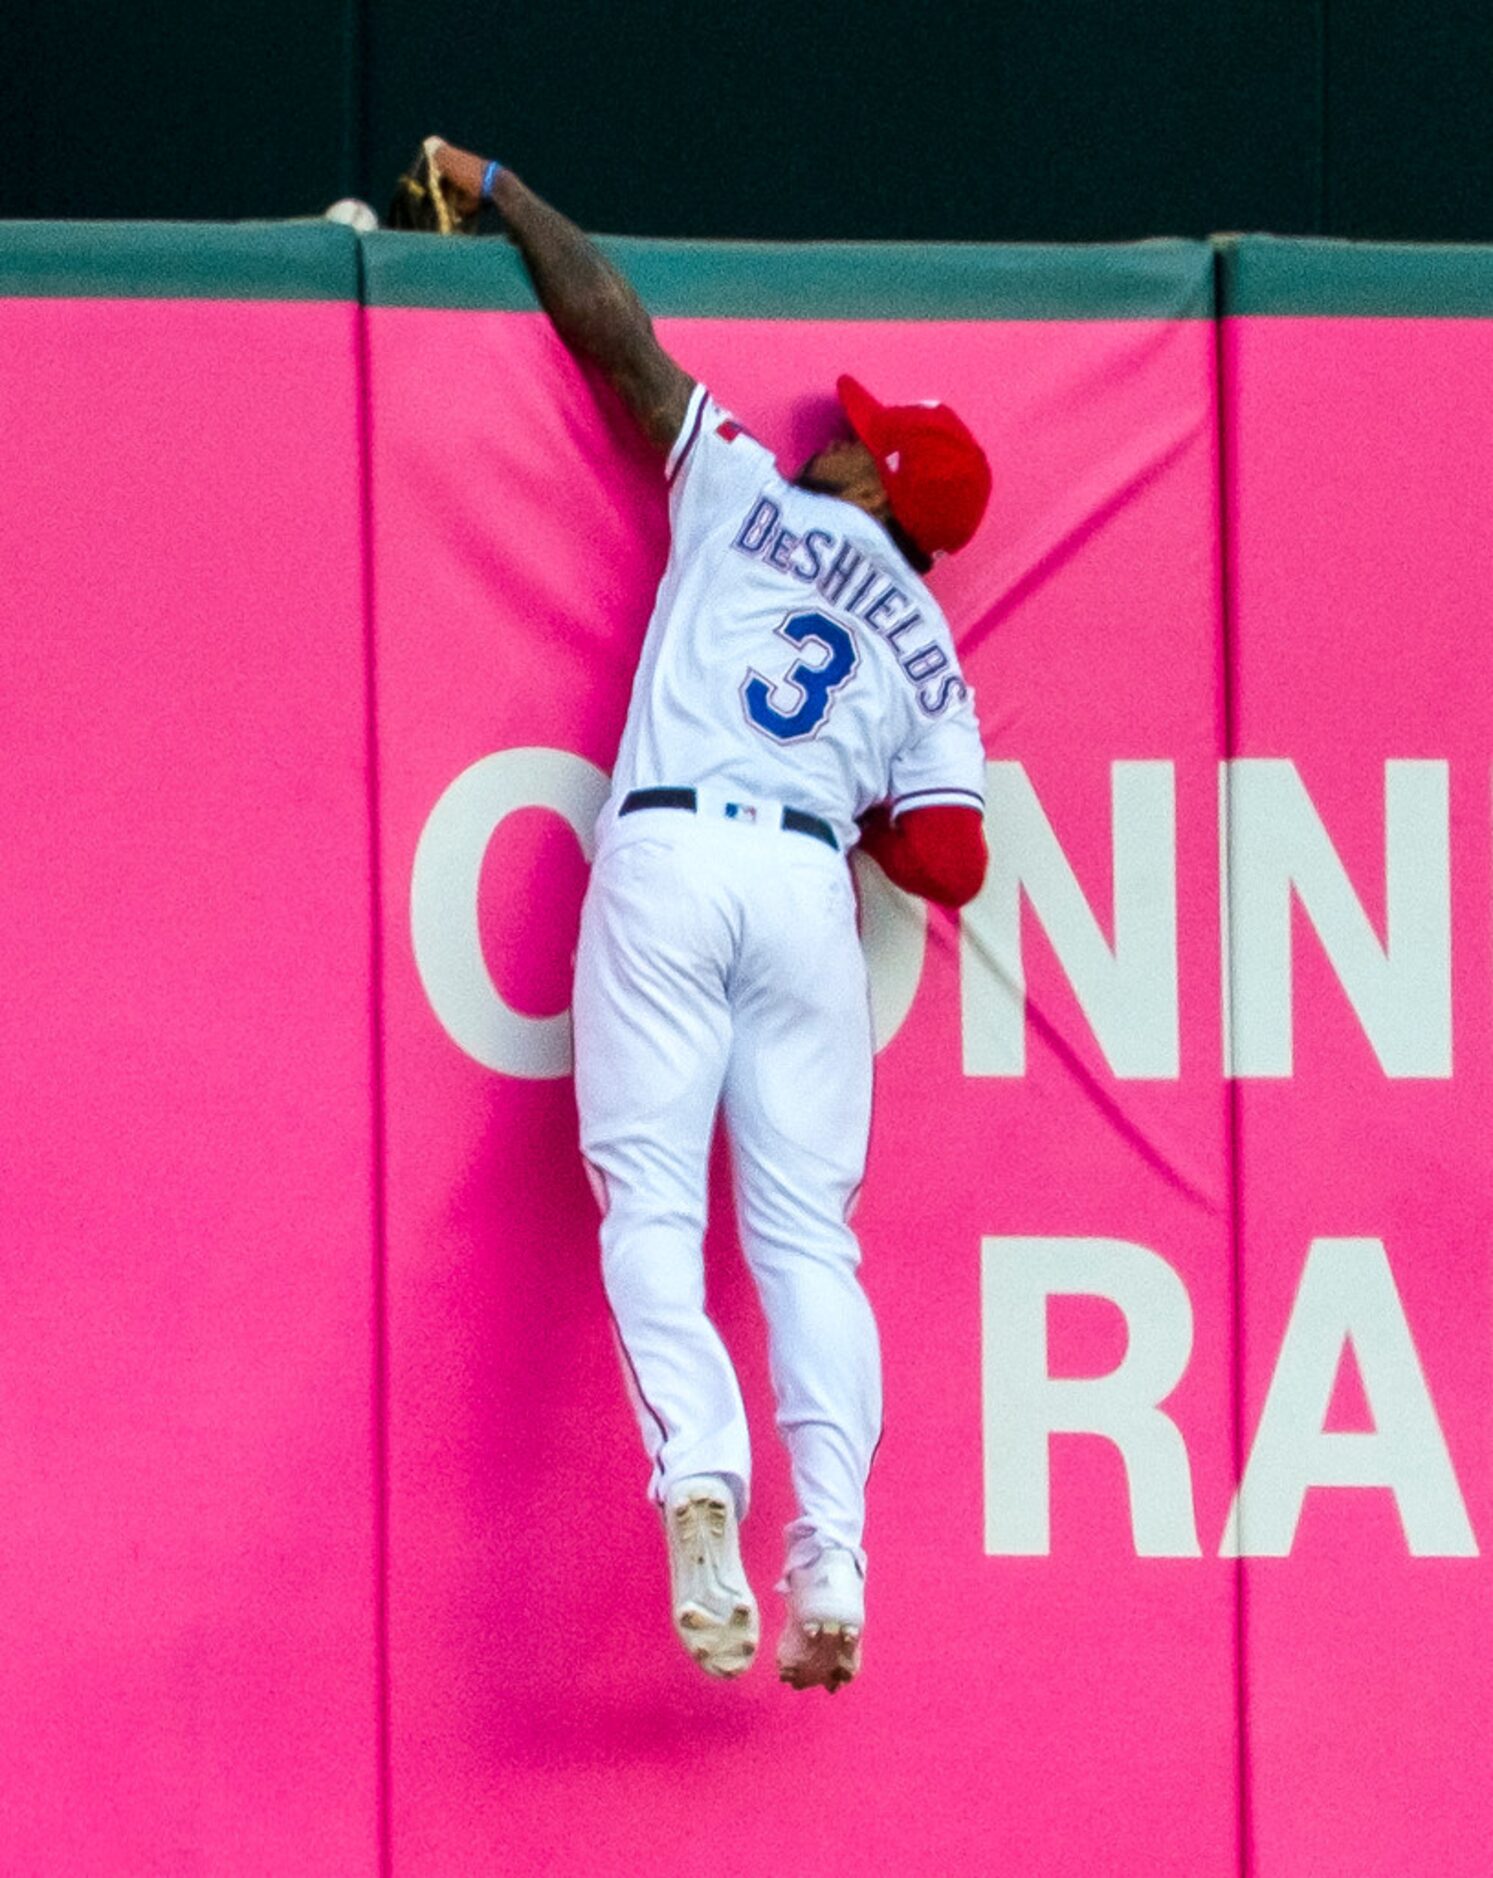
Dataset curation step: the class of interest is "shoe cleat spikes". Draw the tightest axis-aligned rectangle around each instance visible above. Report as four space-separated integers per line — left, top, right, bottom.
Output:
775 1546 866 1692
665 1477 759 1680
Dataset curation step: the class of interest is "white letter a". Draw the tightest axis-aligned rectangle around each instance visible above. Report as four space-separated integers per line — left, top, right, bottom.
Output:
1222 1238 1475 1557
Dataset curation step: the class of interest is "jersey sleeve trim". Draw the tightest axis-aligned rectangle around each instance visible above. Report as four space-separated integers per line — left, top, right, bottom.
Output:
890 784 987 818
665 382 708 483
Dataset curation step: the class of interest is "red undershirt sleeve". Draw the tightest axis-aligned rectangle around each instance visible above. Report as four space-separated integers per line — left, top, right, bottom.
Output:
856 803 988 908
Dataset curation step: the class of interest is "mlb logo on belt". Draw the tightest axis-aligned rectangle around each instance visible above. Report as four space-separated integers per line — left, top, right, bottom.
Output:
724 802 758 823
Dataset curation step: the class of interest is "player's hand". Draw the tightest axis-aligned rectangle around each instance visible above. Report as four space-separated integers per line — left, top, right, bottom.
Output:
429 139 488 217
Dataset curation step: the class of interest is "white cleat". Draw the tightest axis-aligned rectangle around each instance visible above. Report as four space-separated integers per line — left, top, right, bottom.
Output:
777 1547 865 1694
664 1477 759 1680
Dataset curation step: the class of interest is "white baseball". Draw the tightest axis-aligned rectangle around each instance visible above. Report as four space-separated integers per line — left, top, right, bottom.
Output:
323 198 379 232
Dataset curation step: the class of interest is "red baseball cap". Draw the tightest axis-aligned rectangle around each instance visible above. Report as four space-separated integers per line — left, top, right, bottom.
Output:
836 374 992 557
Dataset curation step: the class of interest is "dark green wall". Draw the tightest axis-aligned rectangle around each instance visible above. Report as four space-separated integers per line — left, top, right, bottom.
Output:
8 0 1493 241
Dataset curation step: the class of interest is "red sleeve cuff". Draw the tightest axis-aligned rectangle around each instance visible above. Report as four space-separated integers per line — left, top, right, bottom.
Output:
857 803 988 907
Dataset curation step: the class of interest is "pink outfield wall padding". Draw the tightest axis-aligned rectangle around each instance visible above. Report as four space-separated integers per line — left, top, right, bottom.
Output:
0 297 381 1874
369 304 1235 1874
8 238 1493 1877
1225 315 1493 1878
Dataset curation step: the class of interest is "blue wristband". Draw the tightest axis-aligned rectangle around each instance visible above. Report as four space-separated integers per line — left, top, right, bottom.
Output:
481 159 503 201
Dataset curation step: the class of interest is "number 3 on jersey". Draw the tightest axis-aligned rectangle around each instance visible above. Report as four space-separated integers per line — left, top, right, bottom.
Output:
741 610 860 744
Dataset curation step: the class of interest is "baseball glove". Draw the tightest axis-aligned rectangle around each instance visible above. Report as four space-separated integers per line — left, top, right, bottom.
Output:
387 136 480 235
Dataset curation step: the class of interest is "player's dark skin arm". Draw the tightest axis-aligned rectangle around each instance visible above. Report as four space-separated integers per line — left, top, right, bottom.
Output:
434 141 897 522
432 141 975 910
433 142 692 454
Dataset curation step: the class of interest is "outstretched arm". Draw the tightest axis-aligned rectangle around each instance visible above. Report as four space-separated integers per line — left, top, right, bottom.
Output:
433 141 692 456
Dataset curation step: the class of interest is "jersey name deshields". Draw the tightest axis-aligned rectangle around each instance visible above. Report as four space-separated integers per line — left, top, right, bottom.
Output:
606 385 986 851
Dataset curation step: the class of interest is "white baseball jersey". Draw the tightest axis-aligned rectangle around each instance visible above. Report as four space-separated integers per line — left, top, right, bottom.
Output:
576 379 988 1601
605 382 986 849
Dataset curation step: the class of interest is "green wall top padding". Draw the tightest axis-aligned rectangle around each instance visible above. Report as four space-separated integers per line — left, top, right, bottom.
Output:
1219 234 1493 315
361 233 1216 320
0 221 359 301
21 223 1493 319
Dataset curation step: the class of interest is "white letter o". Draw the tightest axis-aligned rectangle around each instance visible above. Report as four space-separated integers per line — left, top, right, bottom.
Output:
410 747 610 1078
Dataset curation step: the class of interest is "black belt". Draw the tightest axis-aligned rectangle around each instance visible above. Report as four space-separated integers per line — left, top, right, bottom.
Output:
620 787 838 852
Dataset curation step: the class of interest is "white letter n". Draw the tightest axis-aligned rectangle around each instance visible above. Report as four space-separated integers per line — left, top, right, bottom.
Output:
962 761 1178 1078
1223 758 1450 1077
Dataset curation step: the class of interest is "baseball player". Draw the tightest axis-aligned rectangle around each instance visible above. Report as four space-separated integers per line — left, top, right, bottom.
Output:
423 140 992 1692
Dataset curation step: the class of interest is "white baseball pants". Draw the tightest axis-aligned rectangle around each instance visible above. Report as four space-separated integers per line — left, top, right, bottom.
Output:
573 798 880 1574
